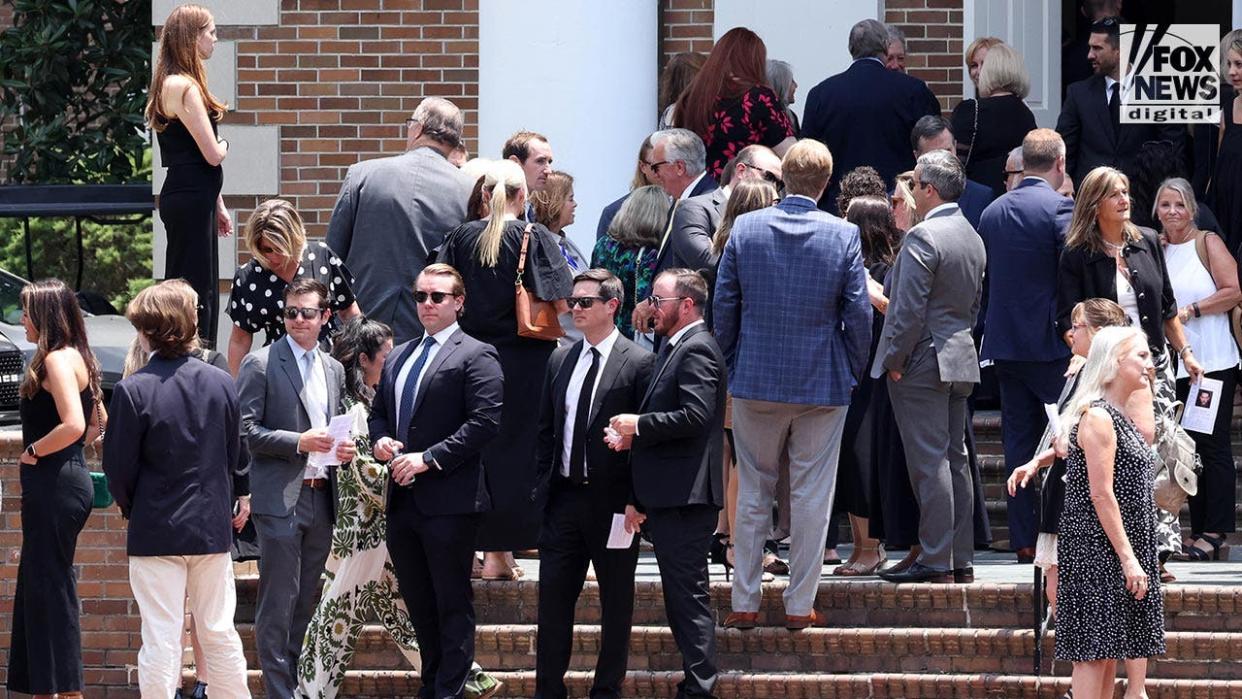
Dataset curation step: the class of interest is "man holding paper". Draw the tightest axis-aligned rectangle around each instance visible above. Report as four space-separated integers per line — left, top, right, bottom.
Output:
532 269 654 699
237 277 354 699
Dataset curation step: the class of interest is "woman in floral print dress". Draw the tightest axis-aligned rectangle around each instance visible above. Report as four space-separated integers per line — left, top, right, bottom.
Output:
297 317 501 699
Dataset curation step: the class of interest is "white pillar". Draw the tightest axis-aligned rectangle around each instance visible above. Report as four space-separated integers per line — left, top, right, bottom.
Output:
478 0 659 255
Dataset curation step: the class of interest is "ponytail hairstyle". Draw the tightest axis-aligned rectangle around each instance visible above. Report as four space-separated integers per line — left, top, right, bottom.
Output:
146 4 227 131
475 160 528 268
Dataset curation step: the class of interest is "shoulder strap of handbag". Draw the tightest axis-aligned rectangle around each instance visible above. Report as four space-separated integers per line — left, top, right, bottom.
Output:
1193 229 1211 274
962 99 980 169
515 223 533 287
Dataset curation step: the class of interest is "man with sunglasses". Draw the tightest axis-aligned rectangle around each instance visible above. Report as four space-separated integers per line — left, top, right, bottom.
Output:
370 263 504 699
532 269 654 699
237 278 353 699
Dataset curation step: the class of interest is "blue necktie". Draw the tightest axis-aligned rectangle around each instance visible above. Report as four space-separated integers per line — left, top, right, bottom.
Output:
397 336 437 433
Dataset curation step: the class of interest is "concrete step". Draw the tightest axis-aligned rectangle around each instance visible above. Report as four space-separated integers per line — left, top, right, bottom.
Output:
231 623 1242 680
232 577 1242 633
217 668 1242 698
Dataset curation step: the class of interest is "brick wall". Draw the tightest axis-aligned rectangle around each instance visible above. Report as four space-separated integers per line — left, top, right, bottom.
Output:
0 440 144 699
886 0 965 114
660 0 714 66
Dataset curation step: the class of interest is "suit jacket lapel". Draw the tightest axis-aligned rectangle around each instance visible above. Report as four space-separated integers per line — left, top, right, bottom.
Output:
641 325 703 407
408 329 462 420
325 358 340 417
589 340 629 424
552 341 582 434
276 340 314 423
1093 76 1118 148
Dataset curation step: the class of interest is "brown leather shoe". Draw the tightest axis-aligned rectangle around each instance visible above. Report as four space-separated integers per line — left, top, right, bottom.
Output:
784 609 820 630
723 611 760 630
1016 547 1036 564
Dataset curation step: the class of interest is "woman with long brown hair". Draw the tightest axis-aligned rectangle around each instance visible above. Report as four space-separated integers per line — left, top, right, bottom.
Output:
672 27 796 179
7 280 103 699
148 4 232 347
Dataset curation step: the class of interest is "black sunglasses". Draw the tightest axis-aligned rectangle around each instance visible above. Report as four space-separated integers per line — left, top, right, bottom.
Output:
566 296 607 309
646 295 689 307
414 291 458 304
283 306 324 320
742 162 785 190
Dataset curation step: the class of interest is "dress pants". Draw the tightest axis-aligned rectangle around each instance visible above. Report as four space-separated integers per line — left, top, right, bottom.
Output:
994 358 1069 550
253 485 334 699
129 553 250 699
644 504 719 699
535 478 639 699
387 493 481 699
1176 366 1239 535
730 398 848 616
887 344 975 571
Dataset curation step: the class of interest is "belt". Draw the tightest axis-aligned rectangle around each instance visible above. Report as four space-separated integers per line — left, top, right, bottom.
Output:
303 477 329 489
554 473 590 487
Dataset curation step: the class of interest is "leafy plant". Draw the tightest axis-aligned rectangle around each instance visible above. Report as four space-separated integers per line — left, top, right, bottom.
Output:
0 0 153 184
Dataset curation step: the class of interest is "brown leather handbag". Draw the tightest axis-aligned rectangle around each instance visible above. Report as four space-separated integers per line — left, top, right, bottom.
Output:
515 224 564 341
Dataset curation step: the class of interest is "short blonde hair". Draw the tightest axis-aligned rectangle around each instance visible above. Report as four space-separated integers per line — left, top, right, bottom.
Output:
244 199 307 270
126 279 200 358
1221 29 1242 81
965 36 1004 68
781 139 833 197
978 43 1030 98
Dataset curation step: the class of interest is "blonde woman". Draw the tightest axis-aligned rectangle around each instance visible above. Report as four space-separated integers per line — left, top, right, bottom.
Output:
891 171 919 232
964 36 1004 92
148 4 232 344
950 42 1037 196
225 199 361 375
438 160 574 579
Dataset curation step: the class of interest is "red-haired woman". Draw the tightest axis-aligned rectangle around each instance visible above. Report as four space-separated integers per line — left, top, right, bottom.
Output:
673 27 797 180
8 280 104 699
147 4 232 347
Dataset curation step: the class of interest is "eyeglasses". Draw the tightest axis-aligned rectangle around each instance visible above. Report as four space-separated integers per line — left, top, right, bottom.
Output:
1004 169 1024 176
414 291 458 304
647 295 689 307
741 162 785 190
1070 322 1090 332
283 306 324 320
645 160 675 174
566 296 606 309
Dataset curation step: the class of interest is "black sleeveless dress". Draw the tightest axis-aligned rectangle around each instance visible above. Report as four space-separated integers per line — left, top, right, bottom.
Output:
6 387 94 694
158 118 223 347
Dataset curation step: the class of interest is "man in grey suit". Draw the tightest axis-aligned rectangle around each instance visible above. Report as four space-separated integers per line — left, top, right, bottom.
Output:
327 97 474 344
238 278 354 698
873 149 986 585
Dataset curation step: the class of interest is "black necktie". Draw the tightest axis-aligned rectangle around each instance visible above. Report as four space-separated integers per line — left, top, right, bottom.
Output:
1108 83 1120 132
654 342 674 375
569 347 600 484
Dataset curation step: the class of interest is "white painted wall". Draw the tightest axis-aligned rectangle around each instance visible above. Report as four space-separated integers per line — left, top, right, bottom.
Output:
478 0 659 256
712 0 882 124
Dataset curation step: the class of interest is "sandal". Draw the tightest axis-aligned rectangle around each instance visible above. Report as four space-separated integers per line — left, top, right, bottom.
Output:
1185 533 1228 561
833 547 887 577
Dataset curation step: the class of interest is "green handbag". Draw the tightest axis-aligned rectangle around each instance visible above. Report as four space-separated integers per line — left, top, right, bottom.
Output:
90 471 113 509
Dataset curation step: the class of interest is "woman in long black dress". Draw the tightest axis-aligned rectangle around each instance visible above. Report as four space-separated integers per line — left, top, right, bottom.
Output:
439 160 574 580
7 279 103 699
1209 30 1242 254
1055 326 1165 699
148 5 232 347
950 42 1037 198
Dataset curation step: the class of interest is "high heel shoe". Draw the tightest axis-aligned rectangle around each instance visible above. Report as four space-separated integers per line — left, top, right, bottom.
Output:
710 535 733 581
1183 533 1228 561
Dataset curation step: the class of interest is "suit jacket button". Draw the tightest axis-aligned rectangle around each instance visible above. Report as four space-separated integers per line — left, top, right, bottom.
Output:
1138 292 1145 299
1141 315 1149 322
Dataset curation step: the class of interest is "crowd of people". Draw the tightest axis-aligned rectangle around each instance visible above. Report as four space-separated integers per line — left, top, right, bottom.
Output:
9 4 1242 699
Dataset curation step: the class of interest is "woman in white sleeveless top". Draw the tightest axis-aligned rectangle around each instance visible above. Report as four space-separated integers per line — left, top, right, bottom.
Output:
1156 177 1242 561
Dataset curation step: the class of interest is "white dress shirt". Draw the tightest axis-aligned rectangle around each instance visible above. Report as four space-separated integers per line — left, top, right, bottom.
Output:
286 335 330 479
924 202 958 220
1105 75 1118 106
679 171 708 202
561 329 620 477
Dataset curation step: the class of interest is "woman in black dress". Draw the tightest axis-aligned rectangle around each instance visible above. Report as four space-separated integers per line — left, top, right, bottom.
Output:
1209 30 1242 254
439 160 574 580
1055 326 1165 699
147 5 232 347
225 199 360 375
8 279 102 699
951 42 1037 198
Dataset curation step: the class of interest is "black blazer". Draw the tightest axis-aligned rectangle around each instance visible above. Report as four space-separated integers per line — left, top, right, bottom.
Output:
535 334 655 513
1056 226 1177 349
801 58 942 213
1056 74 1186 186
630 323 726 510
103 355 243 557
369 327 504 516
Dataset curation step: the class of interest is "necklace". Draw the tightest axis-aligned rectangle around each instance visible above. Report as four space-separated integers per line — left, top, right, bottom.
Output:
1104 239 1125 252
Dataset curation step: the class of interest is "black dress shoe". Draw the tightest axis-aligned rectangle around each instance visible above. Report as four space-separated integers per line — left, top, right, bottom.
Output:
878 562 953 584
952 567 974 584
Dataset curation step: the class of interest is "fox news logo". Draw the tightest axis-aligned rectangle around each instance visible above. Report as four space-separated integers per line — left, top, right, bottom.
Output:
1120 24 1220 124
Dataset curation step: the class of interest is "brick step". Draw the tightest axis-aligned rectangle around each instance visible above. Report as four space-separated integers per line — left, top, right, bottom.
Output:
232 578 1242 632
217 668 1242 698
230 623 1242 680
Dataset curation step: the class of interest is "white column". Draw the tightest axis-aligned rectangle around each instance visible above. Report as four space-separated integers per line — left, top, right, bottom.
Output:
478 0 659 256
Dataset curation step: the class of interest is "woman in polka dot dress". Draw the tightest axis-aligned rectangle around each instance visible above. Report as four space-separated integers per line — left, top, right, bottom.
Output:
1055 326 1165 699
226 199 361 375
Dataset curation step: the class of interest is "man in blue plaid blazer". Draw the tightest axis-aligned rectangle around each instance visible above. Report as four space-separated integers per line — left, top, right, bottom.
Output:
713 139 872 630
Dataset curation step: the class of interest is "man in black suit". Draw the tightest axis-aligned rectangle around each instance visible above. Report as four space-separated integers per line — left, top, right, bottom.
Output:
370 263 505 699
610 269 725 699
1056 16 1185 187
533 269 655 699
802 18 942 213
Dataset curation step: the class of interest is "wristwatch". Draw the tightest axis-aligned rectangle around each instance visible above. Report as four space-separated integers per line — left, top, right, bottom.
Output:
25 444 38 459
424 453 440 471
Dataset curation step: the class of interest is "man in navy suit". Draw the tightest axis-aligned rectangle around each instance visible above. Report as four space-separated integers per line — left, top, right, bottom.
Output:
802 18 942 213
977 128 1074 562
911 115 993 228
1056 16 1185 186
371 263 504 699
714 139 872 627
